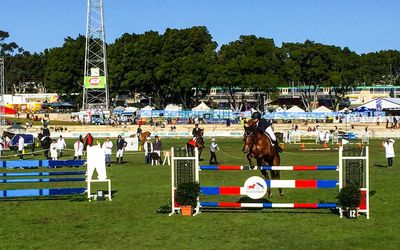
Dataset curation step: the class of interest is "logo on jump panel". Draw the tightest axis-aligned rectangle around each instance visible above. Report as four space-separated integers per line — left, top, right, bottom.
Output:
244 176 267 199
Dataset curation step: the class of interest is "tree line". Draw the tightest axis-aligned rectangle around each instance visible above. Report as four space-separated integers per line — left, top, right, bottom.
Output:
1 27 400 110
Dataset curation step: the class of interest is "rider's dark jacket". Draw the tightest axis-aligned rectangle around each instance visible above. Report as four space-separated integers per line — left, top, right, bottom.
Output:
192 127 202 137
42 128 50 137
256 118 271 132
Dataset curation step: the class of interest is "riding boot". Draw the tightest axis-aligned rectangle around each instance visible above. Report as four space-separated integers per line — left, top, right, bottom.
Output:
274 140 283 153
120 157 123 164
116 157 120 164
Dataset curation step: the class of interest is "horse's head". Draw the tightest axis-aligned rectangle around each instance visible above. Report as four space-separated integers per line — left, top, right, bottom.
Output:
199 128 204 136
243 120 257 155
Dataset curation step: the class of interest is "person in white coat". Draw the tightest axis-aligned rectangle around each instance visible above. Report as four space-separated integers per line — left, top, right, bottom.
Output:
73 138 84 160
102 137 113 166
50 139 58 160
0 137 3 156
57 135 67 158
143 137 153 164
383 138 395 168
18 135 24 160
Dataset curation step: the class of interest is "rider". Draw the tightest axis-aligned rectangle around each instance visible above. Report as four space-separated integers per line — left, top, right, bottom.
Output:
41 125 50 141
137 124 142 139
192 123 202 141
251 111 282 153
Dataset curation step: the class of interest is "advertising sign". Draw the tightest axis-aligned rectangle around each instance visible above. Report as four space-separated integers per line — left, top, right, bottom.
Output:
84 76 106 89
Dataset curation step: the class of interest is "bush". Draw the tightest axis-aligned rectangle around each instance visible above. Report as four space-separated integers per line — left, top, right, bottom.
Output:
175 182 200 207
337 183 361 208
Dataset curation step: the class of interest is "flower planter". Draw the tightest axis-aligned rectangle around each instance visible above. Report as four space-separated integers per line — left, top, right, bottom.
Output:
180 205 193 216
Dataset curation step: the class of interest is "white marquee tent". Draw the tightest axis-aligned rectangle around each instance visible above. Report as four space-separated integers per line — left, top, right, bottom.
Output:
192 102 211 111
312 106 332 113
286 105 305 113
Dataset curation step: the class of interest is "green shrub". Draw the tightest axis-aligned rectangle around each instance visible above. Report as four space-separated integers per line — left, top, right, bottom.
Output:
175 182 200 207
337 183 361 208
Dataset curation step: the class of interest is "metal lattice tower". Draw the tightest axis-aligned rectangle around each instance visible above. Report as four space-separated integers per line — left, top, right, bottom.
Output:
82 0 109 110
0 58 5 125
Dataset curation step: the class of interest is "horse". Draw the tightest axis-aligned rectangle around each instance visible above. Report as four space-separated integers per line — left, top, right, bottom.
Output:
138 131 151 149
2 131 15 150
242 119 283 197
187 129 205 158
37 133 52 159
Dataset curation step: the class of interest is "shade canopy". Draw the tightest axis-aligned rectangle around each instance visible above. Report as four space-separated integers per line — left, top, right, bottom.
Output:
192 102 211 111
286 105 305 113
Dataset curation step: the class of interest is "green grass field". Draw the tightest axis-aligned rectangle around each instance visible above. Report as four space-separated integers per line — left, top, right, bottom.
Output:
0 138 399 249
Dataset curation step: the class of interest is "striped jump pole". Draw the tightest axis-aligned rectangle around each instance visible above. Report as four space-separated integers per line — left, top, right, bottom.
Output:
200 165 338 171
0 188 86 198
1 171 86 177
1 178 86 183
200 201 338 209
201 179 339 195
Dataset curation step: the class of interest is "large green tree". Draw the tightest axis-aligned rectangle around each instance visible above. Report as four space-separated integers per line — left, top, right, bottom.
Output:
43 35 86 103
214 35 282 111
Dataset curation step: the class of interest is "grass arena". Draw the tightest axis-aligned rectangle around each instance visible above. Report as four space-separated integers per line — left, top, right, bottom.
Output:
0 136 399 249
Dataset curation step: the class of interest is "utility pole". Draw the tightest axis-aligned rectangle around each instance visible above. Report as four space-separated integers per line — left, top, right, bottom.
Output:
0 58 5 125
82 0 109 110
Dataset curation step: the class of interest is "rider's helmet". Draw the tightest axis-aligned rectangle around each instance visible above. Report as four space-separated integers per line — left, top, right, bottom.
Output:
251 112 262 119
195 123 199 127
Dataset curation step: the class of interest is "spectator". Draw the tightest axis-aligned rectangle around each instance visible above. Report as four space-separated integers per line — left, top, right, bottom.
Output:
0 137 3 156
57 135 67 157
143 137 153 164
73 138 83 160
383 138 395 168
209 138 220 165
102 137 113 166
116 135 127 164
18 135 24 160
50 139 58 160
153 135 162 159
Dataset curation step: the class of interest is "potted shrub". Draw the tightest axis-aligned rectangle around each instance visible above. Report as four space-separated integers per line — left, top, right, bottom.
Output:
175 182 200 216
337 183 361 219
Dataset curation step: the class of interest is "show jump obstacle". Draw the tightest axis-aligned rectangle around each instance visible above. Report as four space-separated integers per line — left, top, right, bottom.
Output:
1 145 112 201
169 146 369 218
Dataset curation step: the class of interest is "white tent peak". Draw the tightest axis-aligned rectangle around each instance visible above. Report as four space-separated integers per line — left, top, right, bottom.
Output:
286 105 305 113
165 104 182 111
192 101 211 111
141 105 155 110
312 106 332 113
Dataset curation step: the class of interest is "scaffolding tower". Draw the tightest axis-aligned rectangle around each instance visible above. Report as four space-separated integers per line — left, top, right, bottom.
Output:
82 0 109 110
0 57 5 125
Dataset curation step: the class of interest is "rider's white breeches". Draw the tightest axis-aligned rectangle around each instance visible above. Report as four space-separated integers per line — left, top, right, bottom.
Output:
265 126 276 141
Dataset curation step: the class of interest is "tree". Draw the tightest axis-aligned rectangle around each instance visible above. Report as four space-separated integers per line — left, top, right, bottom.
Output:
44 35 86 103
0 30 22 56
214 35 282 111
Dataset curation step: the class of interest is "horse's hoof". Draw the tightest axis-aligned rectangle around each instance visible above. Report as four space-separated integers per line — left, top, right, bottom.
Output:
249 165 255 170
268 193 272 198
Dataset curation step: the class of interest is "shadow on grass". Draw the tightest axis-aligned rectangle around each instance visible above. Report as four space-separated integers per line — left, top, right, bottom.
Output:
374 164 388 168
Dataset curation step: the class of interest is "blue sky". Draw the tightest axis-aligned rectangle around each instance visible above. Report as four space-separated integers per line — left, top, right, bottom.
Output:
1 0 399 54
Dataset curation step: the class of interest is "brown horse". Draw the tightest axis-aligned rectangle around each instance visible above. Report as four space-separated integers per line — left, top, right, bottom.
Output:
139 131 151 148
243 119 283 197
187 129 205 158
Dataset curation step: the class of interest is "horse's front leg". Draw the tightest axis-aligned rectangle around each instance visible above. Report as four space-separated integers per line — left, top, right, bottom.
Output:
259 159 272 198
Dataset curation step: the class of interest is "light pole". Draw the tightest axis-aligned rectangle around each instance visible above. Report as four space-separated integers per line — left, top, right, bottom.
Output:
344 110 349 131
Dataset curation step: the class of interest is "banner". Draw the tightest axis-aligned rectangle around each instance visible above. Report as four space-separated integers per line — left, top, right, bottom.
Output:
84 76 106 89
